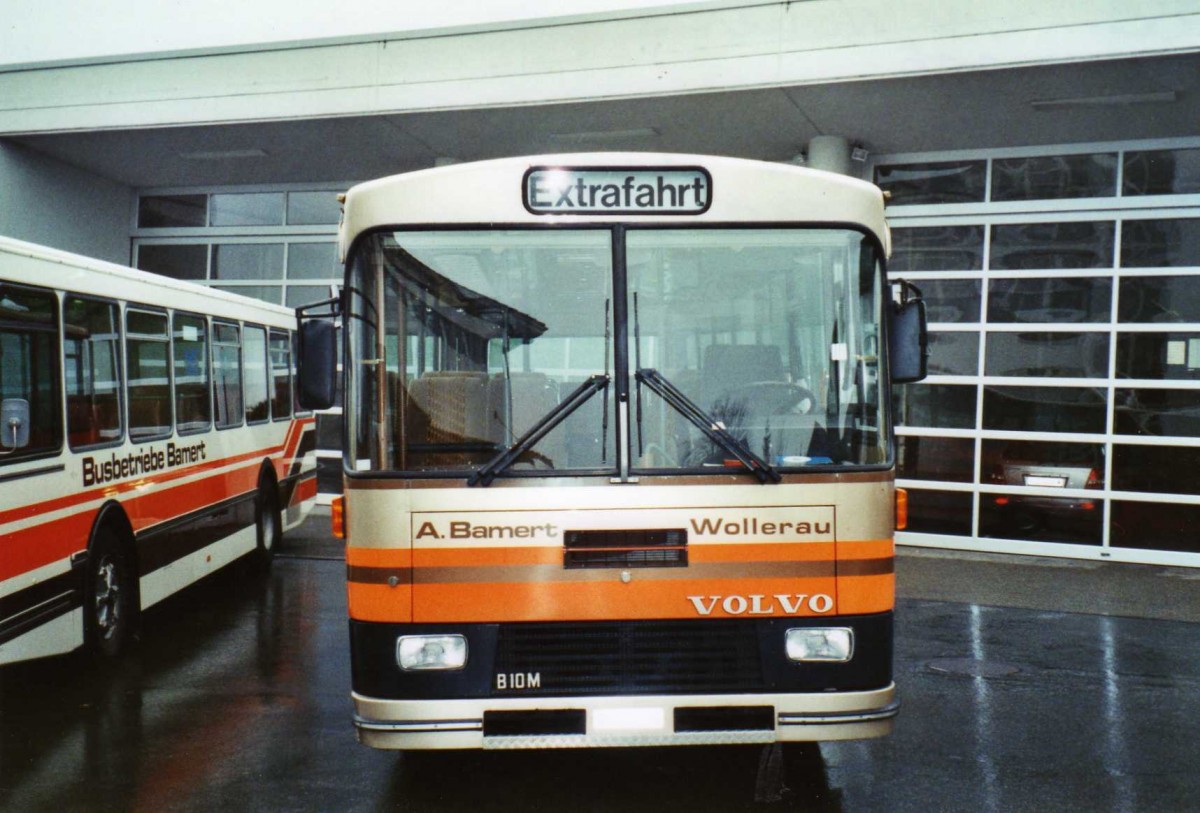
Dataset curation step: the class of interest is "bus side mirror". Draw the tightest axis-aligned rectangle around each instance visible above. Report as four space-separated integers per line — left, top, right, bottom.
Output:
1 398 30 449
889 282 928 384
297 319 338 410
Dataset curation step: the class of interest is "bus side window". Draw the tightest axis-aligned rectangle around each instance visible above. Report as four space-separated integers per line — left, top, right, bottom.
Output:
213 321 243 429
0 283 62 459
64 296 123 449
126 310 171 441
269 329 293 420
173 313 212 435
244 325 270 423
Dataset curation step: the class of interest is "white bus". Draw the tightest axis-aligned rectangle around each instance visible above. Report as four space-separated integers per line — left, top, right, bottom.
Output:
0 236 317 665
297 153 926 750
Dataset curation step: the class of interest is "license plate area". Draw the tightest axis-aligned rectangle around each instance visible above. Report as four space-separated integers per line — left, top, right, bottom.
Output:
484 709 586 737
1023 474 1067 487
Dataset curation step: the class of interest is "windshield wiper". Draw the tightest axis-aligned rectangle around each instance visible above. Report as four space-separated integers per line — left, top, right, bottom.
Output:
468 374 610 487
635 368 781 484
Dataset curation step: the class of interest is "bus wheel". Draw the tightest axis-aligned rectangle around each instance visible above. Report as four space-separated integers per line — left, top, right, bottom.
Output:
84 526 137 660
254 475 282 568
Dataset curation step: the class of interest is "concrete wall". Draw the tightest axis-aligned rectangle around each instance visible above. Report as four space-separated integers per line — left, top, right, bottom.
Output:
0 1 742 70
0 142 133 264
1 1 1197 135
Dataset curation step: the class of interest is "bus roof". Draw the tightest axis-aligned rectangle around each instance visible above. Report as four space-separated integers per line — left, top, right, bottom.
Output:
0 235 297 322
339 153 890 260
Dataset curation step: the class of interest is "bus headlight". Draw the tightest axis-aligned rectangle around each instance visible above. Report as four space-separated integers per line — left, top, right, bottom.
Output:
785 628 854 663
396 635 468 671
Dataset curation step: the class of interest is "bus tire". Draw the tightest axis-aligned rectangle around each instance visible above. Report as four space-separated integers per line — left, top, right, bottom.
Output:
254 471 282 568
83 524 137 660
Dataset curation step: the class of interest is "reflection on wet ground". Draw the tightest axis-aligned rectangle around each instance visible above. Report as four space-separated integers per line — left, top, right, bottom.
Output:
3 548 1200 811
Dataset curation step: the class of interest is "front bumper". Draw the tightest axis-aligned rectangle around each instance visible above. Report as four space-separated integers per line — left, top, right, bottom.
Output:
353 685 899 750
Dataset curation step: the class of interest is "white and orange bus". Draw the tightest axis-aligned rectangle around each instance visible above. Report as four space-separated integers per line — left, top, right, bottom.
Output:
297 154 926 750
0 236 317 665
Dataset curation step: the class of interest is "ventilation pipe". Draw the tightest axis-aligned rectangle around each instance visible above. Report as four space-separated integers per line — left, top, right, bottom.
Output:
806 135 852 176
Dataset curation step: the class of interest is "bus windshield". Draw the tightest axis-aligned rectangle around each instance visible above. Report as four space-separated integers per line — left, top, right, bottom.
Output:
345 226 887 476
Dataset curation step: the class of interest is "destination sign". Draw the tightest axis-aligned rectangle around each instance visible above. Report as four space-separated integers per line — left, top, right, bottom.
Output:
524 167 711 215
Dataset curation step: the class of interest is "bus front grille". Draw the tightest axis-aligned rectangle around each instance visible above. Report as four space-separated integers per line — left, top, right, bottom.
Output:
493 620 763 696
563 529 688 569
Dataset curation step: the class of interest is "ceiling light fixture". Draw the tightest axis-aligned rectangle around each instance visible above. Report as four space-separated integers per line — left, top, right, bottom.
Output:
1030 91 1177 111
178 148 269 160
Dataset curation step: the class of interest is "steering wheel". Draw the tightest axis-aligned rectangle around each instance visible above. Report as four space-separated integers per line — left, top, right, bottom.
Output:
741 381 817 415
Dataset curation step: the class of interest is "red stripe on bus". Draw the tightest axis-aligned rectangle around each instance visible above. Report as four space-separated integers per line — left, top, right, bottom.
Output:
0 511 97 584
125 463 261 532
0 447 271 528
0 419 314 582
0 463 261 582
0 418 312 528
290 474 318 507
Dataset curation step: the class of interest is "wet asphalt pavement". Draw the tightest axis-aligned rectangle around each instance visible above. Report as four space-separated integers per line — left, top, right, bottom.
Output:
3 512 1200 812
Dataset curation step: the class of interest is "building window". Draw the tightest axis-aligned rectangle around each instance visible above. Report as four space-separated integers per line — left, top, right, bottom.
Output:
880 138 1200 563
1123 148 1200 196
891 225 985 271
287 191 342 225
875 160 986 205
134 185 344 500
989 221 1115 271
990 153 1117 201
210 192 285 227
137 244 207 280
134 187 343 309
138 195 207 228
1120 218 1200 267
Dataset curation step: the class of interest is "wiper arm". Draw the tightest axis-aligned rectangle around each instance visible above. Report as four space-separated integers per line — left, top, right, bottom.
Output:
469 374 610 487
636 368 781 484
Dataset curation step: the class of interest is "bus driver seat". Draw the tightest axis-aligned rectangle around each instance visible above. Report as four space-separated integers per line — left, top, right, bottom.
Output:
699 344 829 461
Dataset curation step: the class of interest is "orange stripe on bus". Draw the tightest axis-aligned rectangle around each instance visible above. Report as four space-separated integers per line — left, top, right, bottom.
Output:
837 539 894 560
688 541 838 563
409 559 842 585
403 541 852 569
835 537 895 614
835 573 894 615
349 577 842 624
346 547 413 568
347 549 892 582
342 542 896 623
348 584 412 623
413 547 565 568
410 576 838 624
